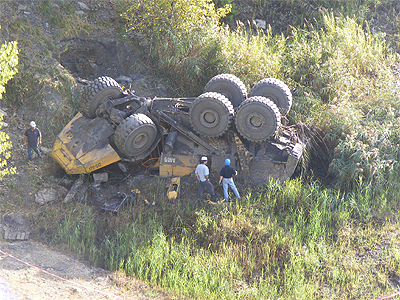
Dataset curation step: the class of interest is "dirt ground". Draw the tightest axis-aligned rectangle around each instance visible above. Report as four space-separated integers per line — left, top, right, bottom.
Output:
3 0 397 299
0 240 171 300
0 0 180 298
0 143 193 300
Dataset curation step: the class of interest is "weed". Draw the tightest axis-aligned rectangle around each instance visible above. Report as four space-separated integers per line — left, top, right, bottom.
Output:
38 0 96 40
24 174 399 299
3 0 400 299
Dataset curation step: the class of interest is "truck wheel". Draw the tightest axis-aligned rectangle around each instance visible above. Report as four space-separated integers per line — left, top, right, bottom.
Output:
81 76 124 118
249 78 292 115
189 92 234 137
235 96 281 142
114 113 158 158
203 74 247 107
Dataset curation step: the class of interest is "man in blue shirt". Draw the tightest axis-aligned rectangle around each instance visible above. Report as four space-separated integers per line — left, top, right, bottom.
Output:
24 121 42 160
195 156 216 202
219 158 240 202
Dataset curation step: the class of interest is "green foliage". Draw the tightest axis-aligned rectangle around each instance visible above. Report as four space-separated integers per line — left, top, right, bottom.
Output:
2 67 41 107
214 0 237 24
0 116 16 178
38 0 95 40
30 176 400 299
0 39 18 99
133 3 399 188
0 36 18 178
150 29 224 95
5 0 400 298
123 0 231 39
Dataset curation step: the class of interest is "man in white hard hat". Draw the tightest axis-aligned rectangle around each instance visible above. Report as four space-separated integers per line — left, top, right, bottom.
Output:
24 121 42 160
195 156 216 202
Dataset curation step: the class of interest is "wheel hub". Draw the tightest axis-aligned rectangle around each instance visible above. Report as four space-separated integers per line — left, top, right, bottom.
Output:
200 109 220 128
246 112 266 132
131 133 148 149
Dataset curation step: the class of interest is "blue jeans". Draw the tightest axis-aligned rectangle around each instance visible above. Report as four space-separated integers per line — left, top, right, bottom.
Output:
222 178 240 202
28 144 41 160
198 180 215 199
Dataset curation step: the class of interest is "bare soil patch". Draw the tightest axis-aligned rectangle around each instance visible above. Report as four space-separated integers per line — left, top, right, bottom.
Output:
0 240 170 300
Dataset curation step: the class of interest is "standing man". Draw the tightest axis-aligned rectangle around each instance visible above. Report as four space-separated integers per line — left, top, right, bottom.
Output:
195 156 216 201
219 158 240 202
24 121 42 160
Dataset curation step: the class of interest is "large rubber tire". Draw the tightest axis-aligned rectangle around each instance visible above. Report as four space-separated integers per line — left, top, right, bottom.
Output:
114 113 158 158
203 74 247 108
81 76 124 118
235 96 281 142
189 92 234 138
249 78 292 115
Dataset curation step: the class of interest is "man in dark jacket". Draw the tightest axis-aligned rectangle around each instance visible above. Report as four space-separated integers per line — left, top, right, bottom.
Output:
219 158 240 202
24 121 42 160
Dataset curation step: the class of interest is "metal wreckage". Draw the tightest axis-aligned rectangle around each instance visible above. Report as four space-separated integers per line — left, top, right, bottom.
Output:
52 74 304 188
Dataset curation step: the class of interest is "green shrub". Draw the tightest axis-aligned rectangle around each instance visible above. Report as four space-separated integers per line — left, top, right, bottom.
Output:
0 39 18 99
0 38 18 178
123 0 231 39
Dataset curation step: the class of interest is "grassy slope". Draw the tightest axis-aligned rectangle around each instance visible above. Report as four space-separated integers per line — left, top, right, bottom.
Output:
2 0 400 299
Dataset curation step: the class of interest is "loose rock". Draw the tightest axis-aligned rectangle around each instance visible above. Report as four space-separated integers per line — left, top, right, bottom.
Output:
77 2 89 10
63 179 84 203
35 188 57 205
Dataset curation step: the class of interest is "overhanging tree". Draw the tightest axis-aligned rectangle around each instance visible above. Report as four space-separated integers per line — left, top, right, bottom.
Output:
0 35 18 177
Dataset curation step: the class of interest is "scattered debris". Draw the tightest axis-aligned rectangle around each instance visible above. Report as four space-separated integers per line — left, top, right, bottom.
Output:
4 228 30 240
39 146 52 155
101 190 136 213
255 19 266 29
35 188 58 205
93 172 108 182
77 2 89 11
92 172 109 189
3 213 26 228
63 179 84 203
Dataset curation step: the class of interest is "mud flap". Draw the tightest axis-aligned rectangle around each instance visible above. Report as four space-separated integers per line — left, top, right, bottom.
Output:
166 177 181 200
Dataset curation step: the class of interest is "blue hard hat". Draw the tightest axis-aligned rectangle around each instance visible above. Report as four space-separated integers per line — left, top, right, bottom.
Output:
225 158 231 165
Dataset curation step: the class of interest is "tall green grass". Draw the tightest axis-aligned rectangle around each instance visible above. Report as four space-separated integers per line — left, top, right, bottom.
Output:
19 0 400 299
33 176 400 299
122 0 400 189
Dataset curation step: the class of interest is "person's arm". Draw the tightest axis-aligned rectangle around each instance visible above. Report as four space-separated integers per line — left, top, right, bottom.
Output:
219 175 223 184
24 135 27 145
38 130 42 144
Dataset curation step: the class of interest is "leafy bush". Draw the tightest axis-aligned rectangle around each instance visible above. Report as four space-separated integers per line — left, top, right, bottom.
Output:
123 0 231 39
0 38 18 178
0 39 18 99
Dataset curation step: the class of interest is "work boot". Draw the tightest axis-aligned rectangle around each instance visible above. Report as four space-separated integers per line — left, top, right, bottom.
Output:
210 195 218 203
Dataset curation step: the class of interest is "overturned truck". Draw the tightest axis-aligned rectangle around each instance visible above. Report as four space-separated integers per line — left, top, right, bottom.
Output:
52 74 304 185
